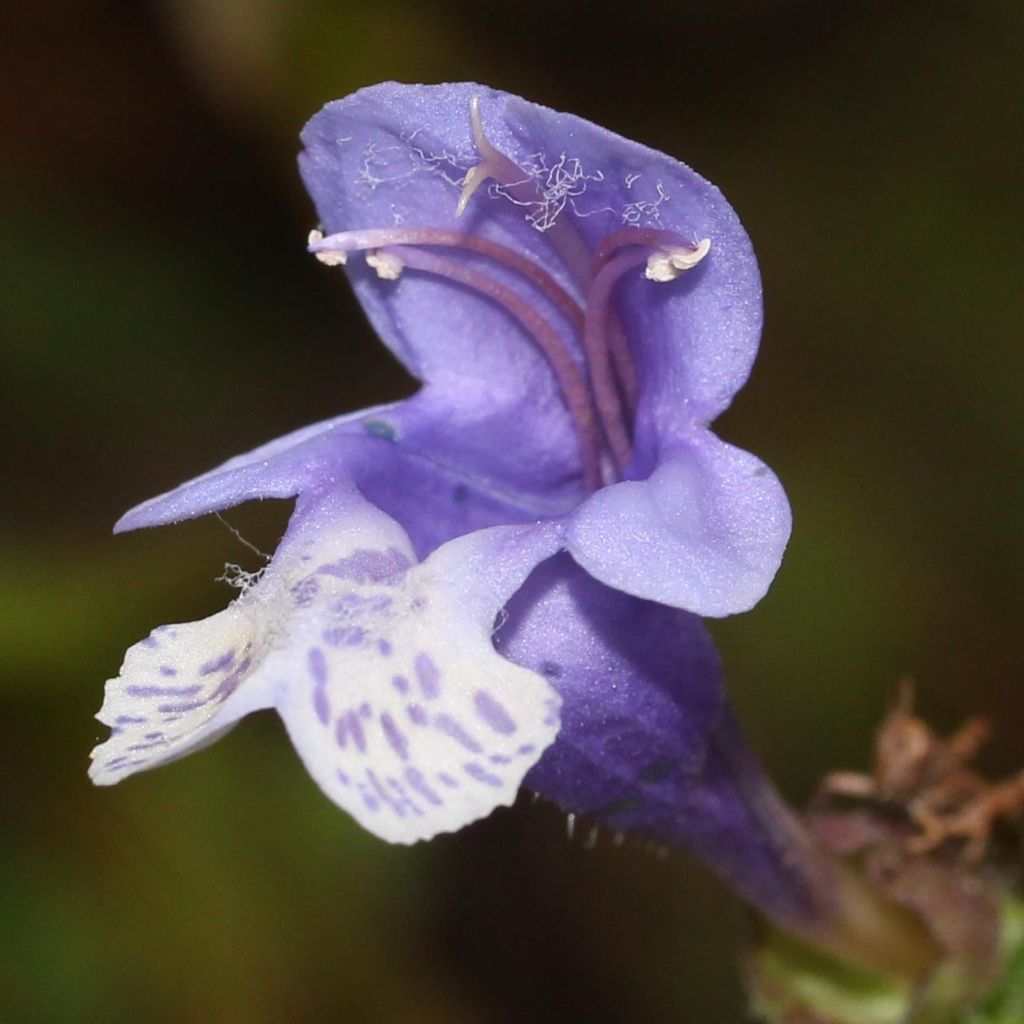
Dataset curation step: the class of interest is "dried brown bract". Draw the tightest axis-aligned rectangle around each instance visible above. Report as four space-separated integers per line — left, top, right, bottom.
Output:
817 679 1024 861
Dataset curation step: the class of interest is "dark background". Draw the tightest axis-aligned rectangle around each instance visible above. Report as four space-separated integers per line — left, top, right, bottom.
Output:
2 2 1022 1021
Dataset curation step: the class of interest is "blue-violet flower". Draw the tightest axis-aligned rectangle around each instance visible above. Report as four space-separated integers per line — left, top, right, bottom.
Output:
90 84 792 893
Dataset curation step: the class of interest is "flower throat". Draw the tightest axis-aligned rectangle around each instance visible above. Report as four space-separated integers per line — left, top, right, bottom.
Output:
309 98 710 492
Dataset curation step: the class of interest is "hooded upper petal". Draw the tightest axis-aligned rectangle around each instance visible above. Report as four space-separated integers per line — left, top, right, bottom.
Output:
297 82 789 616
300 82 762 439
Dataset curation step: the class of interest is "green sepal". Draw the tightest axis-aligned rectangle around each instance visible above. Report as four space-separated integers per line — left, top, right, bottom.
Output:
748 895 1024 1024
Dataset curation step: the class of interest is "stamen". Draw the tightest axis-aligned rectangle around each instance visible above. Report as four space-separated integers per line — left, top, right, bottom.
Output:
310 228 584 333
310 115 715 491
308 229 347 266
645 238 711 282
378 245 602 492
588 230 710 420
604 317 638 418
365 249 404 280
593 228 710 270
584 248 652 471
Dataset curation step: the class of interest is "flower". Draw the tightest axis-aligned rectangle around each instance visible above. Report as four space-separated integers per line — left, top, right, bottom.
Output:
91 83 795 899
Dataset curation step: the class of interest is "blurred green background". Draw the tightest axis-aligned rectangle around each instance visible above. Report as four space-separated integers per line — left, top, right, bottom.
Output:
2 2 1022 1021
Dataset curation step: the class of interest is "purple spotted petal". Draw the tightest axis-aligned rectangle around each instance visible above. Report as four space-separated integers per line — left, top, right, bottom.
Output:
90 609 277 786
96 482 416 784
274 506 565 843
498 556 823 928
97 477 566 844
92 483 417 785
566 433 791 616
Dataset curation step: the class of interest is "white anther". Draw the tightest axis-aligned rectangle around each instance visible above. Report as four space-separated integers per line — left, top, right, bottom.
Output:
308 228 348 266
645 238 712 282
366 249 404 280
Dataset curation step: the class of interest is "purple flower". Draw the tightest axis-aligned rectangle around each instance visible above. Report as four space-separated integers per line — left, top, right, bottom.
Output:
91 83 796 906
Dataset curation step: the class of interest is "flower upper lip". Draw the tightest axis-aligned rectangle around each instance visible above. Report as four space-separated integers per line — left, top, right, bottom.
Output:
295 81 789 616
302 91 722 493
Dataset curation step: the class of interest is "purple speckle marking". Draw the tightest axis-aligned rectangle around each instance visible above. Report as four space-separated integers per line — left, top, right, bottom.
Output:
141 636 159 649
359 702 371 719
489 753 511 765
115 715 146 725
388 778 423 817
473 691 517 735
464 762 503 787
405 767 443 805
312 689 330 726
199 649 235 676
377 638 393 657
144 731 164 741
158 697 208 714
325 626 369 647
307 647 328 686
434 713 482 753
336 769 350 786
438 772 459 788
126 684 201 699
334 717 348 748
316 547 411 584
380 713 409 760
367 769 404 816
406 703 427 726
347 711 367 753
159 665 177 677
309 647 330 725
517 743 536 756
415 652 441 700
211 657 251 703
392 674 410 694
292 577 319 608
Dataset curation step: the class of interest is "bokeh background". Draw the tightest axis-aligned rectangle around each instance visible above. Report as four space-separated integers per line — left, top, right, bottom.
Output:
2 2 1022 1021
